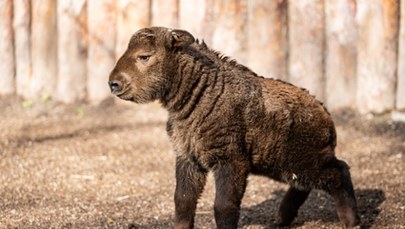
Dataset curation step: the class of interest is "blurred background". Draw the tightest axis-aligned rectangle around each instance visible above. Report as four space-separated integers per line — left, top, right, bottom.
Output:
0 0 404 114
1 1 405 228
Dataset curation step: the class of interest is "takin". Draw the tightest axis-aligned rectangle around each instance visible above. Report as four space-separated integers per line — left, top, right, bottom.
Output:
108 27 360 229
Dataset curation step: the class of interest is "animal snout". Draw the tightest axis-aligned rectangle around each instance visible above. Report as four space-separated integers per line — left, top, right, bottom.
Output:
108 80 121 93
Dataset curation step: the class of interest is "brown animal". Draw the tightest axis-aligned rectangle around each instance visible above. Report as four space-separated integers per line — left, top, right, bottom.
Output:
109 27 360 229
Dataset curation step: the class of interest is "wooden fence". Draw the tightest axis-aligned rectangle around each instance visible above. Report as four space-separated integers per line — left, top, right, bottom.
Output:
1 0 404 114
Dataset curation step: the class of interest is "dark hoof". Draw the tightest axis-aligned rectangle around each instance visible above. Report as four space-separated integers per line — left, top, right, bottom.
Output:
276 220 291 228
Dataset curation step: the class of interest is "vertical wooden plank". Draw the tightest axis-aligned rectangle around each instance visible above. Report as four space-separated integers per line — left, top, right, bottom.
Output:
356 0 399 113
116 0 150 57
0 0 15 95
205 0 248 65
151 0 178 28
397 0 405 110
87 0 116 102
56 0 87 103
325 0 357 110
179 0 206 39
247 0 288 79
288 0 325 101
31 0 57 99
13 0 31 98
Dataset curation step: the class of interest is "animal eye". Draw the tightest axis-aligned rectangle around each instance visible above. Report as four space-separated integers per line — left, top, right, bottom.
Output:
137 55 150 62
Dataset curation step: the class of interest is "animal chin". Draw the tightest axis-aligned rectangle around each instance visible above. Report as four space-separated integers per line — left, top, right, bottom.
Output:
118 93 134 101
116 89 134 101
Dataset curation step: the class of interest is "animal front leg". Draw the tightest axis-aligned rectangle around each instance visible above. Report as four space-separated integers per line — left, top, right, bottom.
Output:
278 186 311 226
213 161 249 229
174 156 207 229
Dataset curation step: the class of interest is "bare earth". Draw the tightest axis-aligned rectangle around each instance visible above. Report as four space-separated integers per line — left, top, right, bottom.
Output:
0 96 404 229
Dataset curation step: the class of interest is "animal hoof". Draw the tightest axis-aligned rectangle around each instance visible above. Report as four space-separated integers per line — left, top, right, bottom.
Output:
276 224 290 229
276 220 291 228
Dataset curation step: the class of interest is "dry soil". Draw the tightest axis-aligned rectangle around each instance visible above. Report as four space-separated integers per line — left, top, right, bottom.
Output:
0 96 404 228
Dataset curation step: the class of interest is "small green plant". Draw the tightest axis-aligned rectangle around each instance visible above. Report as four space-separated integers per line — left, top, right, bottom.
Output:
41 94 50 103
75 106 85 118
22 99 33 109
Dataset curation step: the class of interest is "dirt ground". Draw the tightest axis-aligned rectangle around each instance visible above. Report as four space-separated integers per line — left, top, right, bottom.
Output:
0 96 404 229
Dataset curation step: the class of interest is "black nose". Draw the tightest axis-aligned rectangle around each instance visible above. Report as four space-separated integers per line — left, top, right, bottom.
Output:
108 80 120 92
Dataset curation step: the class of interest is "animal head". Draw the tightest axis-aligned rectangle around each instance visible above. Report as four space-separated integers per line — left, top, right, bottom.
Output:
108 27 195 103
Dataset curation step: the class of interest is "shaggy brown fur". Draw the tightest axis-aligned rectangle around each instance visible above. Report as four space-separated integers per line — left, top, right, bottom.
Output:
109 27 360 229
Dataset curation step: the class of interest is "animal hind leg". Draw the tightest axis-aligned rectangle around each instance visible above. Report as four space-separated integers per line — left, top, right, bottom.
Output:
277 186 311 226
320 159 360 228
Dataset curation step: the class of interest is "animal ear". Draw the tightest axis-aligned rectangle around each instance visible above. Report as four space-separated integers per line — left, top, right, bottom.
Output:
170 29 195 47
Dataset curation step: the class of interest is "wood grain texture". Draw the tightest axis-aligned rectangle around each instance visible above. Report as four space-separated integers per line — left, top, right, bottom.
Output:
179 0 206 39
325 0 357 110
13 0 32 98
31 0 57 99
356 0 399 113
0 0 15 95
57 0 87 103
205 0 248 66
247 0 288 79
151 0 178 28
116 0 150 57
288 0 325 102
87 0 116 102
397 0 405 110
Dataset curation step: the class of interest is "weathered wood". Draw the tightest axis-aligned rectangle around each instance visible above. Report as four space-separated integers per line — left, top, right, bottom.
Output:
13 0 31 98
205 0 248 65
288 0 325 102
325 0 357 110
0 0 15 95
5 0 403 113
356 0 399 114
151 0 178 28
87 0 116 102
397 0 405 110
247 0 288 79
31 0 57 99
56 0 87 103
116 0 150 57
179 0 206 39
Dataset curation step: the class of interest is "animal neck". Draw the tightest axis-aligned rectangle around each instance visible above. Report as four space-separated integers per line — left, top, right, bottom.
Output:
160 50 215 119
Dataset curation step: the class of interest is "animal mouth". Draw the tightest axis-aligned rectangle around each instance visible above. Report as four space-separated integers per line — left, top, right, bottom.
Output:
119 94 134 101
115 88 133 101
113 86 129 96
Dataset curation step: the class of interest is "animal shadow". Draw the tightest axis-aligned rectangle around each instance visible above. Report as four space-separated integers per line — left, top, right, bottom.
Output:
239 188 385 229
